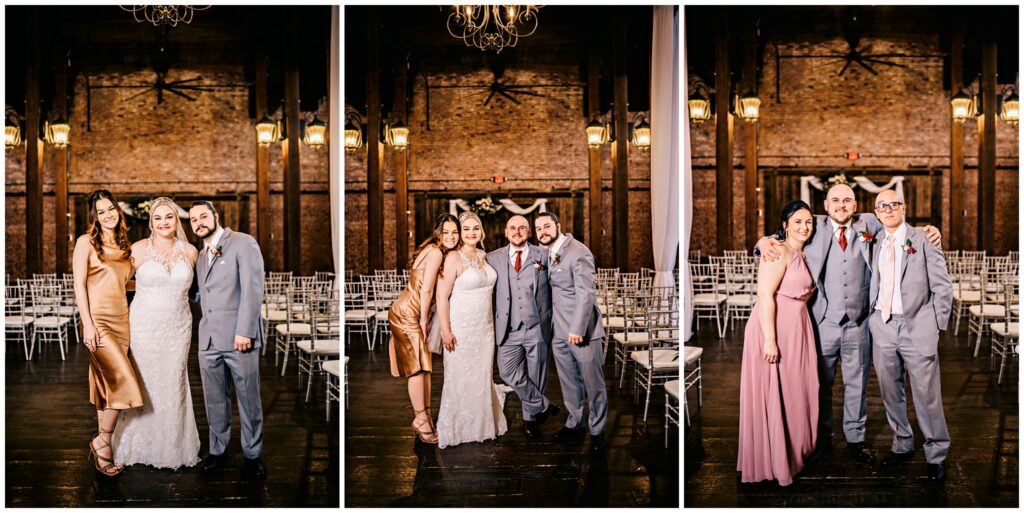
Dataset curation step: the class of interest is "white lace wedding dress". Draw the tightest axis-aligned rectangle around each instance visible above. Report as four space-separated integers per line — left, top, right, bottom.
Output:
436 251 511 449
112 238 201 469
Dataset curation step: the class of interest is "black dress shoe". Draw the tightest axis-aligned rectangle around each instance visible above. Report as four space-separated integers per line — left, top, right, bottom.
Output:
242 457 266 482
589 433 606 453
523 420 540 439
846 442 875 467
552 426 585 443
926 463 946 482
200 453 228 473
536 403 561 425
879 450 915 469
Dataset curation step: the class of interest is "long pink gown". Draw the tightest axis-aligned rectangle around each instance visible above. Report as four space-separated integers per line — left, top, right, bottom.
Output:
737 255 819 486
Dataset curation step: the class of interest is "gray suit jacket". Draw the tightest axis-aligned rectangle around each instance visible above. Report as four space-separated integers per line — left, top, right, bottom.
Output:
868 225 953 356
547 234 605 341
487 244 553 346
804 213 882 323
194 228 266 352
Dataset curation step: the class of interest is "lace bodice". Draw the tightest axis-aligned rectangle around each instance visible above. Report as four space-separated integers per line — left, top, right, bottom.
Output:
454 250 496 293
135 239 193 300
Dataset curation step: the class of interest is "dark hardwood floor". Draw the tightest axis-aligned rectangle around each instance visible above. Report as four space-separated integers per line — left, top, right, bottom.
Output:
344 333 680 507
5 303 339 507
684 316 1019 507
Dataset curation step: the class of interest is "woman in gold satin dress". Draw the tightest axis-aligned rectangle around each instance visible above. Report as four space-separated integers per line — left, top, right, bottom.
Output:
388 213 461 444
72 190 144 477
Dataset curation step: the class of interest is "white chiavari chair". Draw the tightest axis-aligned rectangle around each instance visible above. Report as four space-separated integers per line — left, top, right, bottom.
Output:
261 279 291 356
953 259 985 336
683 345 703 425
612 285 651 388
297 294 341 402
990 279 1019 384
6 284 35 359
630 288 679 422
690 263 726 338
324 359 341 421
30 283 71 360
688 250 701 264
344 279 374 350
54 275 80 345
665 379 680 448
968 258 1009 357
275 284 313 375
724 259 757 334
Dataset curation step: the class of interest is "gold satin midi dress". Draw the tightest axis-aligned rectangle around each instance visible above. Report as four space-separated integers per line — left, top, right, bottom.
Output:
85 245 144 410
387 268 433 378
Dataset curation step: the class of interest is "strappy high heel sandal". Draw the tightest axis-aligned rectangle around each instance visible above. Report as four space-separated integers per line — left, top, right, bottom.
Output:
88 429 124 477
412 408 438 444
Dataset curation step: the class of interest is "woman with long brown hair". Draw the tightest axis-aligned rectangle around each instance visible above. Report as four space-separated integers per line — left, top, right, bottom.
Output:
387 213 461 444
72 189 144 477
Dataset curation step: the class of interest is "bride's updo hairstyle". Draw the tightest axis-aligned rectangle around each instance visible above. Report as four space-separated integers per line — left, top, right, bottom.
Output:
773 199 814 243
147 197 190 244
415 213 461 276
458 211 485 251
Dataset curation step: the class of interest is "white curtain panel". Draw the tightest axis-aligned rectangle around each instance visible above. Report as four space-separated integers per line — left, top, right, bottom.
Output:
651 5 680 290
330 6 341 290
681 9 693 342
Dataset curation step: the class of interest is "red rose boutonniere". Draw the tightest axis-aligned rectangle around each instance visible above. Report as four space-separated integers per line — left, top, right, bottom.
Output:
211 244 224 258
857 230 874 244
533 258 546 271
902 239 917 254
550 251 563 266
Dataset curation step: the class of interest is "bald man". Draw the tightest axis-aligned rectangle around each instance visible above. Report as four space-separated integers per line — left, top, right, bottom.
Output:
486 215 560 439
757 184 941 468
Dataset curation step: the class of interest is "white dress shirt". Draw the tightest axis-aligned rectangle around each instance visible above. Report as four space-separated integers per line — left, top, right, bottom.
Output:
876 222 908 316
829 218 853 243
509 243 529 268
204 226 226 264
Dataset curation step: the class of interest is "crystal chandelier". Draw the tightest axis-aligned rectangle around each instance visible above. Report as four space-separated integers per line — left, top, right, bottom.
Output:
121 5 210 27
446 5 540 53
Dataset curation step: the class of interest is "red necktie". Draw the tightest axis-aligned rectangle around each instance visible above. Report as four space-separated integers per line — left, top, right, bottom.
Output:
838 226 848 251
514 250 522 272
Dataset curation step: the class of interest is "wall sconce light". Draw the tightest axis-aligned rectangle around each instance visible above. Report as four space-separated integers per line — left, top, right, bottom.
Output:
585 116 609 149
1000 89 1019 126
735 92 761 123
255 114 281 147
5 107 22 153
344 111 364 153
688 76 712 125
630 112 651 150
386 120 410 150
44 117 71 148
951 89 975 123
302 115 328 151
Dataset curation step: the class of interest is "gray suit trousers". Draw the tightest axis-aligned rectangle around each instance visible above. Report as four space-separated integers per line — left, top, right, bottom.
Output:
552 336 608 435
817 318 872 444
869 311 950 463
199 346 264 459
497 324 551 421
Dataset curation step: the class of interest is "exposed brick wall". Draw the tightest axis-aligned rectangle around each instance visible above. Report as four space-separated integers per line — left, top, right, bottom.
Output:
689 36 1019 255
345 68 654 276
5 67 334 278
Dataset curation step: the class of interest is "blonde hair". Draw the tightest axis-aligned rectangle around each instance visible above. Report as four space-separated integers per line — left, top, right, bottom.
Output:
458 211 485 250
148 197 189 244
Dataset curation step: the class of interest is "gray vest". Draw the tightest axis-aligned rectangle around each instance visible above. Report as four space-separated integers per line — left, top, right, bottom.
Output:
823 232 870 324
508 252 541 331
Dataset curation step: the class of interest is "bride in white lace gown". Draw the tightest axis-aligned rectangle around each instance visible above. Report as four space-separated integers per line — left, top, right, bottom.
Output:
112 198 201 469
434 212 511 449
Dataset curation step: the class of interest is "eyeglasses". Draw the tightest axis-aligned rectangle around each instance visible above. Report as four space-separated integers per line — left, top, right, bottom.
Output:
874 201 904 213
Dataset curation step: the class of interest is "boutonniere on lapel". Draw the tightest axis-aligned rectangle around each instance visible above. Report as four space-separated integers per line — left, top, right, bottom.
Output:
902 239 917 254
550 249 564 266
856 230 874 244
210 244 224 258
533 258 546 271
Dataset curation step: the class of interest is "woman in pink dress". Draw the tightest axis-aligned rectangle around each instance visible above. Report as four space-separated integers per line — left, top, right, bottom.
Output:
737 200 819 486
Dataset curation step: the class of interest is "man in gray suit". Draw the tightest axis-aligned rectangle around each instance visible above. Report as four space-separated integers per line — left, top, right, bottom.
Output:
189 201 266 481
757 184 941 466
487 215 561 439
534 212 608 453
867 189 952 482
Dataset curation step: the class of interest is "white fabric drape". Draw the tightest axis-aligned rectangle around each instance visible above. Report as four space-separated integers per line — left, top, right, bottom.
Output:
800 175 905 205
651 6 679 291
681 9 693 342
330 6 341 288
448 198 548 215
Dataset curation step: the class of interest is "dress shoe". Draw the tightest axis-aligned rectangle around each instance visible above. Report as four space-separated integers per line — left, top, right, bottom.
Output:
805 439 832 465
846 442 875 467
552 426 585 444
200 453 228 473
523 420 540 439
925 463 946 482
242 457 267 482
589 433 606 453
536 403 561 425
879 450 915 469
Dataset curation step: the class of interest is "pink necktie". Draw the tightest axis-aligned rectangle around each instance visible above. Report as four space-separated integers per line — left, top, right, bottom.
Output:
879 234 896 321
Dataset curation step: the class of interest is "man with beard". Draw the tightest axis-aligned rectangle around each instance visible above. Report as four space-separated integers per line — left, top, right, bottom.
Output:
535 212 608 453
